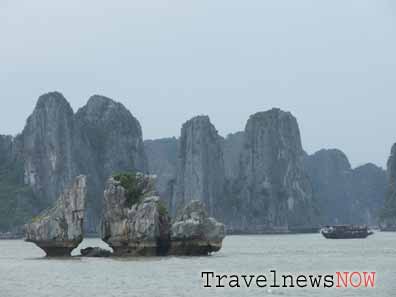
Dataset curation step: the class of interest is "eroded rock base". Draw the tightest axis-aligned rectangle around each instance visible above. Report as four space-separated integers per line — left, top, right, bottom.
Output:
30 241 78 257
111 241 170 256
169 240 222 256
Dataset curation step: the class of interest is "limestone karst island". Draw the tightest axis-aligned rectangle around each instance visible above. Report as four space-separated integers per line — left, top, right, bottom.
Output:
0 93 395 258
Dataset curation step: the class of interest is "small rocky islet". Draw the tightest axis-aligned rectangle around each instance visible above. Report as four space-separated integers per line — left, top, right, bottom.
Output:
25 175 87 257
24 172 226 257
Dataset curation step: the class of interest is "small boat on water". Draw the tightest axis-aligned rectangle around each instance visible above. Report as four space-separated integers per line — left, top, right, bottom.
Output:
321 225 374 239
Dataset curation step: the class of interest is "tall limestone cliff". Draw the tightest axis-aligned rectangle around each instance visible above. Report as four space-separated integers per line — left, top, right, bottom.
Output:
172 116 225 217
351 163 386 225
148 110 320 232
75 95 147 175
0 94 73 232
305 149 386 225
304 149 353 225
0 135 41 231
0 92 148 232
0 135 13 165
233 109 318 232
381 143 396 228
74 95 148 231
223 132 244 180
144 137 178 211
20 92 76 206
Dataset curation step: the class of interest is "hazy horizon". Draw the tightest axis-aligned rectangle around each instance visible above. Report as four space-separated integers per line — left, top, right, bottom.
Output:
1 1 396 168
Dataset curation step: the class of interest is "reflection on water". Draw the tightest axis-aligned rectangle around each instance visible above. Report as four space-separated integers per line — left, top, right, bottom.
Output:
0 233 395 297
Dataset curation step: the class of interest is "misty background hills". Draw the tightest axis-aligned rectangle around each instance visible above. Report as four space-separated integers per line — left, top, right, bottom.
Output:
0 93 395 233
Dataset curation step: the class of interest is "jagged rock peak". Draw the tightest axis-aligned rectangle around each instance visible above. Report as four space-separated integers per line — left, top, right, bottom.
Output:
183 115 211 126
354 162 384 172
244 108 305 159
179 115 219 138
249 108 294 120
387 143 396 173
35 91 73 113
75 93 148 172
247 108 301 135
87 94 118 105
82 95 138 121
248 107 299 126
180 115 224 140
85 95 127 114
308 149 352 171
76 95 145 145
26 92 74 135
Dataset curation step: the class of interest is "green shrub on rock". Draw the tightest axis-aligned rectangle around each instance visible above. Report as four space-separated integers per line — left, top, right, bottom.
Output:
113 172 143 208
113 172 158 206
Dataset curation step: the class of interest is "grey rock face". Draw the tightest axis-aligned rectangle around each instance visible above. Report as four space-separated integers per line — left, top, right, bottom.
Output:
75 95 147 175
381 143 396 228
351 163 386 225
305 149 386 225
144 137 178 211
25 175 87 257
305 149 353 225
75 95 148 231
0 135 13 165
101 175 170 256
223 132 245 180
173 116 225 217
21 92 76 207
0 134 41 232
170 200 226 255
234 109 318 232
10 93 148 233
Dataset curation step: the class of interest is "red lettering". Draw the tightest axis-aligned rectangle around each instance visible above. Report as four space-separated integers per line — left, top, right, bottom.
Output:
363 272 376 288
336 272 349 288
349 272 362 288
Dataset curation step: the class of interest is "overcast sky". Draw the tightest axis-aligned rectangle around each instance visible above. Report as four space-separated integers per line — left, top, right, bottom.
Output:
1 1 395 168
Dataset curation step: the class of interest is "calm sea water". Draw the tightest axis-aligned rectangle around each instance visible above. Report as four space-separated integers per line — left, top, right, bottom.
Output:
0 233 395 297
